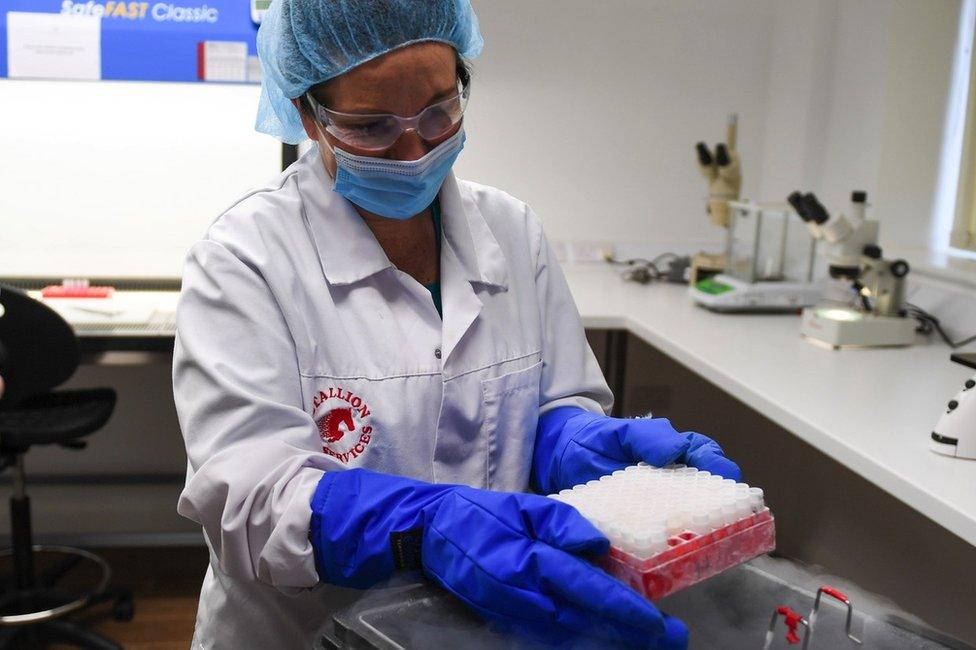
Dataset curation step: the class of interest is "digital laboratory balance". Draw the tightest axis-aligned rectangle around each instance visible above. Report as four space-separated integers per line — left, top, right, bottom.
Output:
690 200 822 312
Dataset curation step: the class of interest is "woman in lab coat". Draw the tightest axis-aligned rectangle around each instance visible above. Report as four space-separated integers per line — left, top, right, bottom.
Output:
173 1 740 648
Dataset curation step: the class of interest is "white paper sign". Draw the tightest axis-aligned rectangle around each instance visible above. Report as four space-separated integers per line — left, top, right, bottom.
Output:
6 12 101 81
202 41 247 82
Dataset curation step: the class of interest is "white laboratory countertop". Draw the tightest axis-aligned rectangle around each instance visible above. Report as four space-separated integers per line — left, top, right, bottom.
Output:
562 263 976 547
34 291 178 337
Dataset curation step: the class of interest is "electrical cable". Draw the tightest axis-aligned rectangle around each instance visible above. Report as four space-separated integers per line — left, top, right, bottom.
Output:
851 282 872 312
906 303 976 348
604 253 674 284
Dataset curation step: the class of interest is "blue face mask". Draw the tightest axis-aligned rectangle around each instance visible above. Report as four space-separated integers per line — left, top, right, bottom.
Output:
328 128 466 220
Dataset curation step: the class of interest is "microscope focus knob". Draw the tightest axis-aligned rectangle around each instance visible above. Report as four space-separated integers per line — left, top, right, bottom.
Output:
863 244 882 259
890 260 910 278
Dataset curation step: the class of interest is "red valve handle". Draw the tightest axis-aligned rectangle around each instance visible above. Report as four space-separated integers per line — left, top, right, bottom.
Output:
819 585 850 603
776 606 804 645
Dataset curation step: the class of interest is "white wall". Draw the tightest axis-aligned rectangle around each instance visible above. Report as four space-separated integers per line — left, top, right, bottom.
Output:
813 0 893 219
875 1 961 249
758 0 891 209
465 0 963 257
459 0 776 249
758 0 962 254
464 0 964 259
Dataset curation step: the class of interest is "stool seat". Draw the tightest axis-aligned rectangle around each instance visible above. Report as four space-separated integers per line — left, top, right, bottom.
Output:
0 390 116 451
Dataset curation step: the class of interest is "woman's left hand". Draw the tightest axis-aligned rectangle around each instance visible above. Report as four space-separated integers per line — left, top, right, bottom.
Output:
533 407 741 493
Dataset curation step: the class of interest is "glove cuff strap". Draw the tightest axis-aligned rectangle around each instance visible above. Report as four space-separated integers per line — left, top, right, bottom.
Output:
390 528 424 570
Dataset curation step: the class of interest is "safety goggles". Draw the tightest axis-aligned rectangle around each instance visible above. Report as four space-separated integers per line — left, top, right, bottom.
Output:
306 81 470 153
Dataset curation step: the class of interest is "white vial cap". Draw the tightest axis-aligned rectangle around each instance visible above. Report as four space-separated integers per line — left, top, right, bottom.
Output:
748 487 765 511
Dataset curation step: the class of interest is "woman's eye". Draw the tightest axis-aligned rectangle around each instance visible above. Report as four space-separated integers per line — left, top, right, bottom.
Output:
422 108 452 130
345 121 384 134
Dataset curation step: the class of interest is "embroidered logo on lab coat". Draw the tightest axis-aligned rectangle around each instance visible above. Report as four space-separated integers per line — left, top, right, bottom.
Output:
312 387 374 464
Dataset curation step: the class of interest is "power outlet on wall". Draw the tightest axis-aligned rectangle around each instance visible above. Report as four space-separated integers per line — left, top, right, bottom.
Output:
568 241 614 263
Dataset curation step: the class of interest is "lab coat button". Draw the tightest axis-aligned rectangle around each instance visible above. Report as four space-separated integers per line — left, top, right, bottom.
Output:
434 347 442 359
948 400 959 411
965 380 975 390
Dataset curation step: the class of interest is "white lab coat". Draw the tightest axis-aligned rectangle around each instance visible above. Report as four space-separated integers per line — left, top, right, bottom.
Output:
173 147 612 649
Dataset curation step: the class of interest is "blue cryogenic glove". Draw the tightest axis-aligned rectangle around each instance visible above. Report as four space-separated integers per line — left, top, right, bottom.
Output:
310 468 688 648
532 407 741 494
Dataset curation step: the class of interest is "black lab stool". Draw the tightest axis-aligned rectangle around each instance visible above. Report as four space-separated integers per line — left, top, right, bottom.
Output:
0 284 133 648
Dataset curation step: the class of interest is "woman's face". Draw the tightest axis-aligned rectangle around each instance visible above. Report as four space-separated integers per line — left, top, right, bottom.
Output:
296 42 459 177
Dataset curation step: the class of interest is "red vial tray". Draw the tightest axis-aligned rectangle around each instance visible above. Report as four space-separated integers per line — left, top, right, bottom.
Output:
601 509 775 601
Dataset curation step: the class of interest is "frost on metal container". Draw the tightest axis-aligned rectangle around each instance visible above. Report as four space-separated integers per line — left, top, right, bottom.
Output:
550 463 775 601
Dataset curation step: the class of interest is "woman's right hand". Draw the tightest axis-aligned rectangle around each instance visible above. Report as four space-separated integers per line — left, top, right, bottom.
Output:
310 468 687 648
421 487 688 648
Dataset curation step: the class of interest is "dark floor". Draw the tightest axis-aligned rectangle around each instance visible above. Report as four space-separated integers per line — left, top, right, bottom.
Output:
52 546 208 649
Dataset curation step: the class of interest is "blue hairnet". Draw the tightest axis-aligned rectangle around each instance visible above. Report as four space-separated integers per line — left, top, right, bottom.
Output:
256 0 484 144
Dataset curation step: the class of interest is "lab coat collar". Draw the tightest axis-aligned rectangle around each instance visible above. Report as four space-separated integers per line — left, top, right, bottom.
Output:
437 173 509 364
299 148 393 286
299 148 508 291
439 173 509 291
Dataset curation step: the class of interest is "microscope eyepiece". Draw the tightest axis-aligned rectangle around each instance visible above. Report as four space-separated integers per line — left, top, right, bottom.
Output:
715 143 730 167
787 191 809 220
696 142 712 166
801 193 830 225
